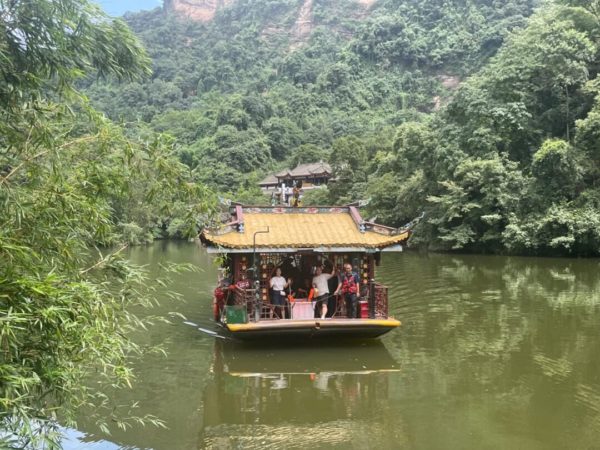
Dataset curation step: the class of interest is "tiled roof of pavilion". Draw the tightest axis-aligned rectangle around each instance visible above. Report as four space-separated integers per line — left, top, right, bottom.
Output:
201 204 409 251
275 162 332 178
258 174 279 186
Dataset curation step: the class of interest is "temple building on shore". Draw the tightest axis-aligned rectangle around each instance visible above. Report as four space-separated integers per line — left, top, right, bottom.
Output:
259 162 332 192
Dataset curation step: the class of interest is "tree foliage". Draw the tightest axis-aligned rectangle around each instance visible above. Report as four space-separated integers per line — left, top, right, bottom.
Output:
82 0 534 202
368 3 600 255
77 0 600 255
0 0 215 446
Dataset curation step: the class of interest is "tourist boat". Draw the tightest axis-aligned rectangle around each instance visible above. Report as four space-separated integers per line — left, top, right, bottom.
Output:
200 203 410 340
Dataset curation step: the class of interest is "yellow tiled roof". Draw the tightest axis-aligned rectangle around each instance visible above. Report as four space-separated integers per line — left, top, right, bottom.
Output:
203 212 408 249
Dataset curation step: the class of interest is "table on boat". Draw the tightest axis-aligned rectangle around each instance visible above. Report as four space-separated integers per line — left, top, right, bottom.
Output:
291 300 314 319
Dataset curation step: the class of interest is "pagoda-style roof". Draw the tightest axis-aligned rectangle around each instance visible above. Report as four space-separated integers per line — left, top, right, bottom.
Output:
201 204 409 253
275 162 332 179
258 174 279 186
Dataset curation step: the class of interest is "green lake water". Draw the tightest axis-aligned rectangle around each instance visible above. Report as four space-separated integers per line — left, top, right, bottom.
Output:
65 241 600 449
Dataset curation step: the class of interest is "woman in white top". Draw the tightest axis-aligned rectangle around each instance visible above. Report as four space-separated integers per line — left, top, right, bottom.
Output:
270 267 290 318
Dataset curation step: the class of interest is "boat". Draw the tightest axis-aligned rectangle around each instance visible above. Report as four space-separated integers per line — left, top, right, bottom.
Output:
200 203 410 341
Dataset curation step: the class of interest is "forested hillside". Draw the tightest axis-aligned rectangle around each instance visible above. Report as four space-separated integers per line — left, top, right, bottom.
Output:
85 0 600 256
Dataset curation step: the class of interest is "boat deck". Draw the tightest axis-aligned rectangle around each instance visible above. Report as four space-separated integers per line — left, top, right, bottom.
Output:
225 318 401 340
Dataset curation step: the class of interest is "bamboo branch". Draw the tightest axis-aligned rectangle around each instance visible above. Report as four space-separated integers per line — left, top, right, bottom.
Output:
80 244 129 275
0 134 99 186
0 149 51 186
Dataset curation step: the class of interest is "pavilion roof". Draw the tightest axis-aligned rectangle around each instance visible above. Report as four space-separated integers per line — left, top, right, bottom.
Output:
201 205 409 251
275 162 332 179
258 174 279 186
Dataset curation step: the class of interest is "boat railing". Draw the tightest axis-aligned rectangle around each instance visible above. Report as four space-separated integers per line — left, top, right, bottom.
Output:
231 287 280 322
372 281 389 319
231 286 257 321
329 281 389 319
229 283 389 321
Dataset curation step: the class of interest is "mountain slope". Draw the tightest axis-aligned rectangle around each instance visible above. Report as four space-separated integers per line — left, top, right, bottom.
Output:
87 0 535 173
86 0 600 256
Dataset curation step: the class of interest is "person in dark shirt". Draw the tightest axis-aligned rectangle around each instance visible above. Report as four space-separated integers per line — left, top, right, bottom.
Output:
326 269 340 318
339 263 360 318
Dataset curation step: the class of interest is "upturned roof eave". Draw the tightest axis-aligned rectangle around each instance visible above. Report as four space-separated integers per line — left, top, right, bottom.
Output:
201 233 409 252
204 244 404 254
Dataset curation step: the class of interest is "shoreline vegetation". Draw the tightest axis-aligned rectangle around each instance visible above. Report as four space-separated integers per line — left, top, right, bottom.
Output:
0 1 214 447
2 0 600 447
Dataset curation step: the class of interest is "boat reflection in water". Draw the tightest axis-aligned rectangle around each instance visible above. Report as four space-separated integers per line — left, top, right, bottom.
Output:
201 340 402 449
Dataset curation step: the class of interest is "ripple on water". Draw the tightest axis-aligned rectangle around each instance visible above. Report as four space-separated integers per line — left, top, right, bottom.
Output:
203 418 409 449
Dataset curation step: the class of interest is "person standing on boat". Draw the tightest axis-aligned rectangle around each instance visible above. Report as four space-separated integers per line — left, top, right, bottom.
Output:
340 263 360 318
327 269 340 318
270 267 291 319
312 265 336 319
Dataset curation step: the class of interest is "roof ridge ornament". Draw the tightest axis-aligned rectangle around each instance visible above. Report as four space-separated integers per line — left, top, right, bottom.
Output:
235 205 244 233
401 212 425 231
348 205 366 233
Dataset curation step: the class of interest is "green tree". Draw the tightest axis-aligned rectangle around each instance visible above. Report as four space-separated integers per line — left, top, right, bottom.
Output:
263 117 302 160
301 186 332 206
328 136 368 203
366 170 426 226
0 1 215 447
288 143 328 167
531 139 582 200
211 126 272 173
504 205 600 255
575 93 600 182
428 156 528 251
445 8 596 162
0 0 150 112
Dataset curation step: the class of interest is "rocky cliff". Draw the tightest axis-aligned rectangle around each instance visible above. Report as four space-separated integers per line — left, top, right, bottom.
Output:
165 0 377 24
164 0 236 22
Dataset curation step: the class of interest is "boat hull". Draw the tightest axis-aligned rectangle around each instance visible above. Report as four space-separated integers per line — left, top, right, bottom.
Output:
224 318 400 341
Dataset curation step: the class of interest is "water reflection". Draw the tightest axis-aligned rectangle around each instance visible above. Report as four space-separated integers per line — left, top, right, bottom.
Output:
380 253 600 450
201 340 402 449
61 428 127 450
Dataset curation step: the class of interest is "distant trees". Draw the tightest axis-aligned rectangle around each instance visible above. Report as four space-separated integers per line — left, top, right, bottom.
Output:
353 0 536 70
364 3 600 255
76 0 600 255
328 136 368 203
264 117 302 159
428 155 528 251
83 0 534 200
288 143 328 167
